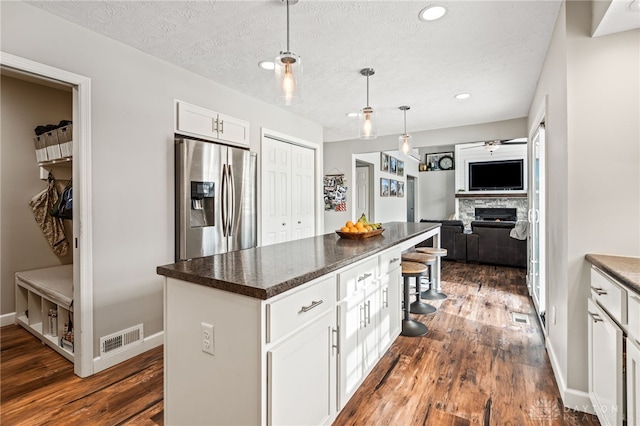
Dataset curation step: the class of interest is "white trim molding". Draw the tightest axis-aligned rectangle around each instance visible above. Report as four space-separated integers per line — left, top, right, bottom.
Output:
0 312 16 327
93 331 163 374
546 338 595 415
0 52 94 378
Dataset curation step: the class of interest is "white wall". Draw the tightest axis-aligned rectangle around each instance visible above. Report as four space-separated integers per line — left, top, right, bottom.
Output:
0 76 73 314
1 2 323 361
351 151 418 225
323 118 527 233
528 0 640 406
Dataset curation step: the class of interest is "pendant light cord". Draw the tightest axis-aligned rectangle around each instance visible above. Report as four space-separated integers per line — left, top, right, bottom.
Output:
366 74 370 107
403 109 407 133
286 0 290 52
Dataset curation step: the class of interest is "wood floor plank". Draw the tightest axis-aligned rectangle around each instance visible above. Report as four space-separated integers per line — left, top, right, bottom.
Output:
1 261 599 425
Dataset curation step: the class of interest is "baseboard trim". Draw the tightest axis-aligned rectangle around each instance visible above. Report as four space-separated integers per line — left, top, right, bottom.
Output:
545 340 596 416
93 331 163 374
1 312 16 327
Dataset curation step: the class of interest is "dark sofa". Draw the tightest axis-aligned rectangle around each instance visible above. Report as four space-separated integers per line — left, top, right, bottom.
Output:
417 219 467 262
466 221 527 268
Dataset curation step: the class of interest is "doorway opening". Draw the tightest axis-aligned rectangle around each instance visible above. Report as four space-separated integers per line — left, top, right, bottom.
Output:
406 175 416 222
1 53 93 377
355 161 374 222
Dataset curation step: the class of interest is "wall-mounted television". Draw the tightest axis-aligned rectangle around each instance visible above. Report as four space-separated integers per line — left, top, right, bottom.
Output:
468 159 524 191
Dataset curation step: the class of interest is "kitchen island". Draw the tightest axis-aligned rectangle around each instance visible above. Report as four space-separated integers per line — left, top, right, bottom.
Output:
157 221 440 425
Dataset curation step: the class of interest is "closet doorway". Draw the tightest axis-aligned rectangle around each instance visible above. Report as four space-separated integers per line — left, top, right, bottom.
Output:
0 53 93 377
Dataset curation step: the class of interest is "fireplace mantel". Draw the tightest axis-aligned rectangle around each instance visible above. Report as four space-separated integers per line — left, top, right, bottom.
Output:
455 193 527 199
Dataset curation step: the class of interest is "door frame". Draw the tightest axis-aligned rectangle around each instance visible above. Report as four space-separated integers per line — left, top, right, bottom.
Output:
1 52 94 377
528 97 547 334
406 175 417 222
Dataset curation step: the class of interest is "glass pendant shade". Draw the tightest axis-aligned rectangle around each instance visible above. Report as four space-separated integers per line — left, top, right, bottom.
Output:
399 133 412 154
275 52 302 105
359 107 376 139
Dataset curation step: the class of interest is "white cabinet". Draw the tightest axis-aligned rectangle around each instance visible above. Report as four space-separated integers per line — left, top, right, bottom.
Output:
15 265 74 362
378 248 402 355
261 137 315 245
587 298 624 426
268 309 335 426
337 257 381 409
176 100 249 147
628 337 640 426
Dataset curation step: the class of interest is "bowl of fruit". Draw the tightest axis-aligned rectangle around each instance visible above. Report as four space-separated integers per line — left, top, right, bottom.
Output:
336 214 384 239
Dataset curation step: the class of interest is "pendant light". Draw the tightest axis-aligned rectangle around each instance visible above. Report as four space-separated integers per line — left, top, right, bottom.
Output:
275 0 302 105
358 68 376 139
484 140 501 155
398 106 413 155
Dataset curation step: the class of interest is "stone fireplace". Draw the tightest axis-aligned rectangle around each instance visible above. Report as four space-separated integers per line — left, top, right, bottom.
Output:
455 194 528 229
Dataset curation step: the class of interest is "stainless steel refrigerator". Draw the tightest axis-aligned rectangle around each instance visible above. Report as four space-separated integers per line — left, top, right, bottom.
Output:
175 137 257 261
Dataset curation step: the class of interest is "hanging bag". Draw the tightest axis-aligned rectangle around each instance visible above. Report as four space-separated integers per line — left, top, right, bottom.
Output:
30 174 69 256
51 179 72 220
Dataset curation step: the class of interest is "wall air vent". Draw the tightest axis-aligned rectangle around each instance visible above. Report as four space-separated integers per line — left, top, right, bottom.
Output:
510 312 530 325
100 324 143 356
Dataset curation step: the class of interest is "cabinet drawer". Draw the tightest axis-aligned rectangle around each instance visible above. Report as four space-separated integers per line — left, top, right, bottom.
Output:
591 267 627 324
628 291 640 341
337 258 377 301
266 275 335 343
378 247 402 277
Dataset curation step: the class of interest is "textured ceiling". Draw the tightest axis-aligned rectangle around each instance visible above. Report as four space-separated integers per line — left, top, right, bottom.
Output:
29 0 567 142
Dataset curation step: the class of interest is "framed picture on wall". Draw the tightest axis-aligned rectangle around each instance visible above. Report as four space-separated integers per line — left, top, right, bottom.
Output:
380 178 389 196
397 181 405 197
390 179 397 196
381 153 389 172
397 160 404 176
425 152 454 171
390 156 397 174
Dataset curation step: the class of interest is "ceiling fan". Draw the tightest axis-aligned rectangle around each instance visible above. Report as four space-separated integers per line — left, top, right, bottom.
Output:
460 138 527 154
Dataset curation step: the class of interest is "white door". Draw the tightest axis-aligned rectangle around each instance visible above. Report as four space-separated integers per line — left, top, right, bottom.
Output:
588 300 624 425
628 338 640 426
268 310 334 426
355 166 370 221
337 293 364 410
529 123 546 318
262 138 291 245
291 144 315 240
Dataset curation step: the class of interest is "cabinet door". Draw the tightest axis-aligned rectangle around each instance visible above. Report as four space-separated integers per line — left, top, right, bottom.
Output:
337 293 364 410
588 299 624 426
628 338 640 426
378 268 401 356
217 112 249 146
361 283 379 374
262 138 292 245
268 310 334 426
176 101 218 139
291 144 315 240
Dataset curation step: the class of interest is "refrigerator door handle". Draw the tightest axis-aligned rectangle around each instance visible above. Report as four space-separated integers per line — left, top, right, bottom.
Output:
221 164 228 237
228 165 235 236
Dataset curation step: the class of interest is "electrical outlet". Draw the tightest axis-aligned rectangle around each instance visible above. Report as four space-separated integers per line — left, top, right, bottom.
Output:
201 322 214 355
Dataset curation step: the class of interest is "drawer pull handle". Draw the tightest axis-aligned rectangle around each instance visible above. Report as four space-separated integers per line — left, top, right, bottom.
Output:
589 312 603 323
299 300 323 313
390 257 400 264
357 273 373 282
591 287 607 296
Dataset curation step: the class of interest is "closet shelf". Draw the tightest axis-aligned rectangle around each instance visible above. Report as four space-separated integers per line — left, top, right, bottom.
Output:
38 156 72 167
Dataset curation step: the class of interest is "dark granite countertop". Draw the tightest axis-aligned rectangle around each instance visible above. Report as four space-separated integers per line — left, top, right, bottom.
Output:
586 254 640 295
157 222 439 300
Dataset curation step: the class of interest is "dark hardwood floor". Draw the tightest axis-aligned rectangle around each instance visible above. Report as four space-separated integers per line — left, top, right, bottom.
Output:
1 261 598 425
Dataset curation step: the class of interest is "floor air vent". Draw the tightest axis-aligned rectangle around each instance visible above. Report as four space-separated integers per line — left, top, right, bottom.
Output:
100 324 143 356
511 312 530 325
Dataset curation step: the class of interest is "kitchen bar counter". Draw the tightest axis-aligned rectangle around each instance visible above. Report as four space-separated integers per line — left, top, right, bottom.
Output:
585 253 640 295
157 221 440 299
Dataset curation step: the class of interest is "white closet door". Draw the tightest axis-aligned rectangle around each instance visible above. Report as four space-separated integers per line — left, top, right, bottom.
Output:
262 138 292 245
291 144 315 240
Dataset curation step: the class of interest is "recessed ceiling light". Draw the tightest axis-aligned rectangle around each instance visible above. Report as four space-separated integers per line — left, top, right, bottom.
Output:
258 60 275 71
419 5 447 22
454 93 471 100
629 0 640 11
346 112 359 118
